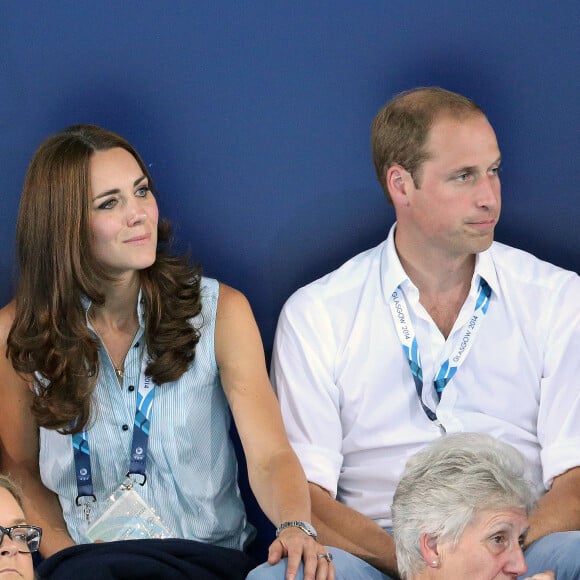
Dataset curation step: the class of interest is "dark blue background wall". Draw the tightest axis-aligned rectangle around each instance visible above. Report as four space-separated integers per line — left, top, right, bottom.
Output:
1 0 578 557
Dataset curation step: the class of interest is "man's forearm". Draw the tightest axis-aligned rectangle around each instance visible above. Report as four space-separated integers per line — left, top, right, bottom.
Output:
309 483 399 577
526 466 580 547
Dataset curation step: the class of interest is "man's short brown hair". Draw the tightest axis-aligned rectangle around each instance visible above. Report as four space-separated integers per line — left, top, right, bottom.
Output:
371 87 484 202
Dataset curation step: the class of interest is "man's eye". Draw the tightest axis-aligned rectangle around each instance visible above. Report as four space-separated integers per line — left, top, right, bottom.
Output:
489 166 501 176
456 173 471 182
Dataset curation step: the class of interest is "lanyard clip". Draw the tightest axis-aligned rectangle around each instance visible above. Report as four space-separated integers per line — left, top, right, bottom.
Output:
75 494 96 522
123 472 147 489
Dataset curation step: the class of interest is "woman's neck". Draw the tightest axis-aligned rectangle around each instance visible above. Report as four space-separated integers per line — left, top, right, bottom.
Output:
88 277 141 383
90 275 141 332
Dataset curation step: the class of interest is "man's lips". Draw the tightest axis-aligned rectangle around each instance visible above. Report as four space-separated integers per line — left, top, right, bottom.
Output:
466 218 497 229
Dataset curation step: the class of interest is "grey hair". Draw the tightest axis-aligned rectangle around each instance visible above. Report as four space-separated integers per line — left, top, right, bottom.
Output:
392 433 536 579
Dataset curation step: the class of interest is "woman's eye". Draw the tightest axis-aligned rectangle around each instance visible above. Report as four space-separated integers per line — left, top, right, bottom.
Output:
98 198 117 210
135 186 150 197
490 534 508 548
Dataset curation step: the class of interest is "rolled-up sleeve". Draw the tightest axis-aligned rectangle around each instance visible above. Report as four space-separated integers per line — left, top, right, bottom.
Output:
537 271 580 488
271 288 344 497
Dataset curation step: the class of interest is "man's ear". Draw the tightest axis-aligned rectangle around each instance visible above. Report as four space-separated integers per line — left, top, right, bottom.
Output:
386 165 411 207
419 532 441 569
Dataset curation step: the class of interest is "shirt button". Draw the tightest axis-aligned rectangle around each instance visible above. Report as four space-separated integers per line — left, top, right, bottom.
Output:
134 342 140 348
128 385 135 392
122 424 129 431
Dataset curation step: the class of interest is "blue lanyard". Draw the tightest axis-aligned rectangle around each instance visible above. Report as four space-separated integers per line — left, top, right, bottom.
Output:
72 349 155 518
389 278 491 422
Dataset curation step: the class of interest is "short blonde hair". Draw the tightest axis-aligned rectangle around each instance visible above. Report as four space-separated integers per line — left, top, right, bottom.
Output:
0 473 24 510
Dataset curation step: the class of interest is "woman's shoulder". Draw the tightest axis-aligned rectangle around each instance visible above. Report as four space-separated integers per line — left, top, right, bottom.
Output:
198 277 251 318
0 300 30 390
0 300 16 345
215 282 251 316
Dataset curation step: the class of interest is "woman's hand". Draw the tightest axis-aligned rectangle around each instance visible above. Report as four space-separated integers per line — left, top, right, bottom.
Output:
267 527 335 580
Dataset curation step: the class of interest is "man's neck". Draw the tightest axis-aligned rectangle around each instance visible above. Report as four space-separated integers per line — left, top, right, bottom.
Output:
395 235 476 338
395 226 475 286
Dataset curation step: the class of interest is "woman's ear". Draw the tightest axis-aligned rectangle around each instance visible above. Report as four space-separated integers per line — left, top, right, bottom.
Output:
419 532 441 569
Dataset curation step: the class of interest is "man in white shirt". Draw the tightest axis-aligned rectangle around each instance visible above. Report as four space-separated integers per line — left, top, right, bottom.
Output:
271 87 580 579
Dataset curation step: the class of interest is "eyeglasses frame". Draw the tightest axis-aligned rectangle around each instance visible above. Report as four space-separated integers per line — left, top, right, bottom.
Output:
0 524 43 553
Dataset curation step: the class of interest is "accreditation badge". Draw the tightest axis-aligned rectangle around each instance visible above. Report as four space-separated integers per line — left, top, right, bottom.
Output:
86 480 174 542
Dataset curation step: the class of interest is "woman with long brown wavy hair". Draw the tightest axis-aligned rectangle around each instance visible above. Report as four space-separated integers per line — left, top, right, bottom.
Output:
0 125 334 579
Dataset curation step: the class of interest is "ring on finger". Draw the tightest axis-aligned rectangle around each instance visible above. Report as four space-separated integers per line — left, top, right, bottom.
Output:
317 552 333 563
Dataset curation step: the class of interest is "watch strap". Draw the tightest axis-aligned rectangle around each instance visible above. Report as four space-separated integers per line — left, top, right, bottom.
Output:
275 520 318 540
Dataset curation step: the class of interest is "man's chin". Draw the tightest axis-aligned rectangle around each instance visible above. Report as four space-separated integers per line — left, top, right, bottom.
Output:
468 231 495 254
479 238 494 252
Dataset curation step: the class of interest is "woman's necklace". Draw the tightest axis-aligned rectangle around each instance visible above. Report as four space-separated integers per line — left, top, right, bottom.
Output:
113 361 125 381
88 306 137 385
110 340 135 384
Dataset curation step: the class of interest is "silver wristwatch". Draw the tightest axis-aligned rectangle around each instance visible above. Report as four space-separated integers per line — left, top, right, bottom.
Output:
275 520 318 540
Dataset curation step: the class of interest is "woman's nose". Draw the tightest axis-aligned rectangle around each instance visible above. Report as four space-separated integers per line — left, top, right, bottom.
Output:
126 201 147 226
506 545 528 576
0 535 20 556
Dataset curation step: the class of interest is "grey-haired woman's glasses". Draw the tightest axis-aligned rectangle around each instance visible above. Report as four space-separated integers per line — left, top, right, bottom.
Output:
0 525 42 553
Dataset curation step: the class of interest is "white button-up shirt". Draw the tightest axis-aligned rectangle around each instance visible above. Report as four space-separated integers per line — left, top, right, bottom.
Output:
272 224 580 528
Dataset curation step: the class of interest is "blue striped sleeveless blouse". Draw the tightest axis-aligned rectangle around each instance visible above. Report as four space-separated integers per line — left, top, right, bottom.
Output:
38 277 255 549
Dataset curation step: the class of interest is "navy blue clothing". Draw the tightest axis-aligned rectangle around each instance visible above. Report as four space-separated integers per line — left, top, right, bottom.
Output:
36 538 256 580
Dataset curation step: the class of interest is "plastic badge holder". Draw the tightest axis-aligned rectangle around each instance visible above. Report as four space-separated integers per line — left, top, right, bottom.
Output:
86 484 174 542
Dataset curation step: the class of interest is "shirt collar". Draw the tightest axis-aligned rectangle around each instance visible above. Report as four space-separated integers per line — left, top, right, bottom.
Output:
474 245 500 298
381 223 409 299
